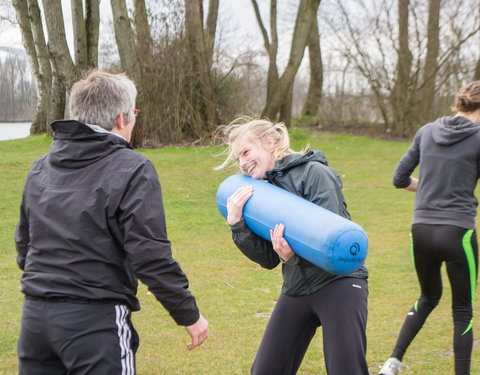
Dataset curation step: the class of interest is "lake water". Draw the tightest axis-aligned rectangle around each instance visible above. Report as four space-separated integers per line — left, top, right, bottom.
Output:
0 122 31 141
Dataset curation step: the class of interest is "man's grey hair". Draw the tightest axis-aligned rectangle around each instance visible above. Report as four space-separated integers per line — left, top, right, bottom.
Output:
69 71 137 130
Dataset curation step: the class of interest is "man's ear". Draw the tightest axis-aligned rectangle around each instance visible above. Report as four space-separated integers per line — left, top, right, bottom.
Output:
115 112 125 130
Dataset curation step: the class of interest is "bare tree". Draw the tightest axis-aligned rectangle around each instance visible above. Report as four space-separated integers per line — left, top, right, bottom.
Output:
72 0 88 69
71 0 100 70
12 0 39 127
474 58 480 81
326 0 480 136
184 0 219 135
205 0 219 69
251 0 279 106
390 0 413 134
252 0 322 124
85 0 100 68
418 0 441 122
302 16 323 117
13 0 101 133
28 0 52 132
42 0 79 90
110 0 145 146
133 0 153 61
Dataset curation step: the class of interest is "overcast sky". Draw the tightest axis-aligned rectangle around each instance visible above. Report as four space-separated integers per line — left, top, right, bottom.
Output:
0 1 278 54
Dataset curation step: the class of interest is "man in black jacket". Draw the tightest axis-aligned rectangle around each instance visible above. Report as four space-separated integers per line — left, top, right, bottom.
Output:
16 71 208 375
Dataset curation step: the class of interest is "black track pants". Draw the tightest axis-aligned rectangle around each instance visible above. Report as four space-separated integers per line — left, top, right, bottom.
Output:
391 224 478 375
18 299 139 375
251 277 369 375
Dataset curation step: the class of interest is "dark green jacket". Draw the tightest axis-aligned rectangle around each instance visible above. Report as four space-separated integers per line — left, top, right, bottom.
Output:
229 150 368 296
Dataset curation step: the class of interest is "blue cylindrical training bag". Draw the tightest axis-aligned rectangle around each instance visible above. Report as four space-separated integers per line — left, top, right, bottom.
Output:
216 174 368 275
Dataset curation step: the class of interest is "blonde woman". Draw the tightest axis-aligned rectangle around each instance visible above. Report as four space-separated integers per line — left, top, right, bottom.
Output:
217 119 369 375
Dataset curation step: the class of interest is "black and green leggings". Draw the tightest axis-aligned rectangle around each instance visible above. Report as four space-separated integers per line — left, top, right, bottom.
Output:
391 224 478 375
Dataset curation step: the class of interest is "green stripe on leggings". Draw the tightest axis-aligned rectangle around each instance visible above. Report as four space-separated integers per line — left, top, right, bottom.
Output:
461 229 476 336
409 232 414 264
410 232 419 313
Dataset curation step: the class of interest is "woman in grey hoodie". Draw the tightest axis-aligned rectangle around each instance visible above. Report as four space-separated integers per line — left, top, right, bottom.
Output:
379 81 480 375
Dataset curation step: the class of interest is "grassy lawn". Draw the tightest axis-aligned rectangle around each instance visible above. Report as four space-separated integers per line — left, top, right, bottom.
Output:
1 129 478 374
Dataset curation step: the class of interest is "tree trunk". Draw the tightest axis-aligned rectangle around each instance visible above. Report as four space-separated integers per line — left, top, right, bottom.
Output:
12 0 38 82
251 0 279 106
42 0 79 92
12 0 42 132
49 68 66 129
71 0 87 70
280 83 294 126
85 0 100 68
133 0 153 62
184 0 217 135
28 0 52 132
205 0 219 69
474 58 480 81
110 0 145 146
390 0 413 135
262 0 321 121
302 16 323 117
419 0 441 122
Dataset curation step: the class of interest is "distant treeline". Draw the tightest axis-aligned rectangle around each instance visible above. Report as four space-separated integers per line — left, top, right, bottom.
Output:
0 54 36 122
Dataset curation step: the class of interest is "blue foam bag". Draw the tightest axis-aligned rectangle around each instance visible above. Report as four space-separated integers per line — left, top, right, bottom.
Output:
216 174 368 275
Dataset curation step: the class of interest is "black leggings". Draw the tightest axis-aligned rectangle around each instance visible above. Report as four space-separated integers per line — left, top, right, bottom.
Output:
391 224 478 375
251 277 369 375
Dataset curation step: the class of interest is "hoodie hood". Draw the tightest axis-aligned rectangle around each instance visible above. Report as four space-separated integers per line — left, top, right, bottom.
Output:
432 116 480 146
269 149 328 175
48 120 132 169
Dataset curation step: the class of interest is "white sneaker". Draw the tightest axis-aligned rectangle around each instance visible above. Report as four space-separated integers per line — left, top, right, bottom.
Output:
379 357 407 375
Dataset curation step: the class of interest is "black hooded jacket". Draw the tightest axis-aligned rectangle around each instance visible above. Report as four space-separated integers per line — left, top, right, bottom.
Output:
229 150 368 296
15 120 199 326
393 116 480 229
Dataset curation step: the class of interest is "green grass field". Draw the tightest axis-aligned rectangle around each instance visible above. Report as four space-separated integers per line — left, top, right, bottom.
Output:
1 130 478 374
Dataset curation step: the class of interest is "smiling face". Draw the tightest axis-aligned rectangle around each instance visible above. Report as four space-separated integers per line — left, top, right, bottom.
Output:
231 135 276 179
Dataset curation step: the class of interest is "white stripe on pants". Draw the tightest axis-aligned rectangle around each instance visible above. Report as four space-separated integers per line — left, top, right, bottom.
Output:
115 305 135 375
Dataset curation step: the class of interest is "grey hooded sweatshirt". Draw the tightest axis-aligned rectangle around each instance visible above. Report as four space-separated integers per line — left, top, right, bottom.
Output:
393 116 480 229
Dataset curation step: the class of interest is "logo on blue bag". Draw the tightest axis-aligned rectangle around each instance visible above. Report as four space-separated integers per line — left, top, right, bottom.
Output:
349 243 360 256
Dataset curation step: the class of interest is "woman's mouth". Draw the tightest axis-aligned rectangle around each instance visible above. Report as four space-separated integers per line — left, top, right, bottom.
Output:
243 163 256 175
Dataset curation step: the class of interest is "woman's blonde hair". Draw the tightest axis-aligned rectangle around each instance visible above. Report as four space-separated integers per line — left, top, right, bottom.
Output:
453 80 480 113
215 118 295 170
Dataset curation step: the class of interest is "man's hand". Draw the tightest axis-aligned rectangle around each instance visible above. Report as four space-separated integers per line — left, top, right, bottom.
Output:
185 314 208 350
226 186 253 225
406 177 418 192
270 224 295 262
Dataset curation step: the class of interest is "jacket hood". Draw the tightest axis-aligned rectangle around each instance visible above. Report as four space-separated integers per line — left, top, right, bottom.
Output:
431 116 480 145
48 120 132 169
271 149 328 173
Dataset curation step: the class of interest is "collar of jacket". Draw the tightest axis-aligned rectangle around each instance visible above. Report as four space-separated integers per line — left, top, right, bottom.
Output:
48 120 133 169
266 149 328 181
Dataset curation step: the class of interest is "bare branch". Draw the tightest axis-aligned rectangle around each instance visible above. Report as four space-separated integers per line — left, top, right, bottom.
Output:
250 0 271 52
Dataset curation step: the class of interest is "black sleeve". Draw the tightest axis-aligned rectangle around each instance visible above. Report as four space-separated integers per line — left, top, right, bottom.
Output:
15 195 29 270
118 161 199 326
230 220 280 270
